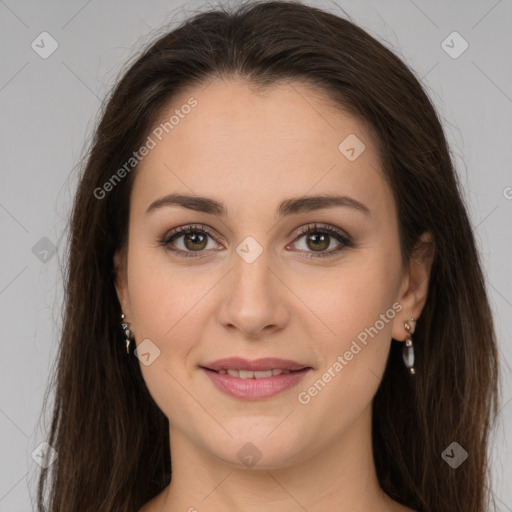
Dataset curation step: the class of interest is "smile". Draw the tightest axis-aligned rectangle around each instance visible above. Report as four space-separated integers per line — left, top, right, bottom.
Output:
214 368 292 378
201 367 311 399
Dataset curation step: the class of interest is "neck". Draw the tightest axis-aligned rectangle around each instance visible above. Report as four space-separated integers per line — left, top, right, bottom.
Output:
157 403 399 512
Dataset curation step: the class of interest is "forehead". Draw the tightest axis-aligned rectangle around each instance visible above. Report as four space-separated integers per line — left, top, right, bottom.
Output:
132 78 391 220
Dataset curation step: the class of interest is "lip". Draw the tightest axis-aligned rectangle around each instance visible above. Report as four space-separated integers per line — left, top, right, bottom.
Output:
201 357 310 372
201 367 312 399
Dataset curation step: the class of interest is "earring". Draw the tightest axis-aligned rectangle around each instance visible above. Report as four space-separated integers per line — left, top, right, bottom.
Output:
120 313 132 354
402 318 416 375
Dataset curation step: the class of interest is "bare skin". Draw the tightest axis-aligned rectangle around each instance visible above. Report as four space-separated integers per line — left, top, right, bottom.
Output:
114 77 432 512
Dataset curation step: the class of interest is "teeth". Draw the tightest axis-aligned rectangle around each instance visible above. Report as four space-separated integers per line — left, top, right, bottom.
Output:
255 370 273 378
220 369 292 378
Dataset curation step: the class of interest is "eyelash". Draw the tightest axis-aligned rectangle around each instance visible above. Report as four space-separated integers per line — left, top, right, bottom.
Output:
159 223 353 260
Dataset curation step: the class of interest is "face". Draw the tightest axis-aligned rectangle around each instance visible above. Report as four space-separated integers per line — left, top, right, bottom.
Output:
114 78 428 469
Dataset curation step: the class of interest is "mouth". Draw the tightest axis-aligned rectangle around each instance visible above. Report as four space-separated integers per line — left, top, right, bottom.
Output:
200 367 307 378
200 356 311 373
199 359 312 399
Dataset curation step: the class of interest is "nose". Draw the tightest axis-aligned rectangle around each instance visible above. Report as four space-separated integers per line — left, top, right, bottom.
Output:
216 245 290 339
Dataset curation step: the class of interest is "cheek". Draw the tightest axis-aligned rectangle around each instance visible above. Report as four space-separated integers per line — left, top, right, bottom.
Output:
304 254 400 341
299 248 402 396
125 251 204 417
127 243 200 336
292 264 400 437
126 246 223 388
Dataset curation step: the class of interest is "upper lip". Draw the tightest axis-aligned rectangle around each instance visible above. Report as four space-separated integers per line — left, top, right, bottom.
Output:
201 357 311 372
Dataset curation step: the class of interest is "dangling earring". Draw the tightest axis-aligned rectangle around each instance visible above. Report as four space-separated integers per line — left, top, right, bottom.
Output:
120 313 132 354
402 318 416 375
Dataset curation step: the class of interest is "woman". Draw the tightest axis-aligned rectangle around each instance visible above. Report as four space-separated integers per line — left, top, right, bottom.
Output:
36 1 500 511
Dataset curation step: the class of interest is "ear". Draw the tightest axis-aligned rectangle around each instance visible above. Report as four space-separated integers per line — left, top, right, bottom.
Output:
113 247 132 321
392 231 435 340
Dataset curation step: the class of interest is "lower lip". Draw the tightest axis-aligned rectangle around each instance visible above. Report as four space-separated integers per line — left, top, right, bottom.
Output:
201 368 312 400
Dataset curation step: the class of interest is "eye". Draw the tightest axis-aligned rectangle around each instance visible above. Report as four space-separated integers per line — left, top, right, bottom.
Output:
159 224 221 258
159 223 353 259
288 223 353 259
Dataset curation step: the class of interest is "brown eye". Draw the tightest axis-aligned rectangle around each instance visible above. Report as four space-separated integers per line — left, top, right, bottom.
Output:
160 223 353 260
290 223 353 259
160 225 220 258
304 232 330 252
181 231 208 251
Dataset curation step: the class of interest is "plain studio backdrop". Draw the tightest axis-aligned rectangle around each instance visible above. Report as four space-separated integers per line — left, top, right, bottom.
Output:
0 0 511 510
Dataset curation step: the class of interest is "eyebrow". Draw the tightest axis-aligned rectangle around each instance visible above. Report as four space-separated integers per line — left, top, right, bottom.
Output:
146 193 371 218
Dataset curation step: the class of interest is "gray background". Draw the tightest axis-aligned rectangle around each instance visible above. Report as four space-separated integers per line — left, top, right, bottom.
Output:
1 0 511 510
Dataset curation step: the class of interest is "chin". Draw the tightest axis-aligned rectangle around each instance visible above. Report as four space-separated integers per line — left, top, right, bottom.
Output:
205 429 310 470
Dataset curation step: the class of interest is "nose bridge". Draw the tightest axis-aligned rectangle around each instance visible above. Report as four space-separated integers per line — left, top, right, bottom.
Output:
218 235 289 335
232 236 276 303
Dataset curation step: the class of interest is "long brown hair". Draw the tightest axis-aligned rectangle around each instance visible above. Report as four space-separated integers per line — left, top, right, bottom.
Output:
36 1 500 511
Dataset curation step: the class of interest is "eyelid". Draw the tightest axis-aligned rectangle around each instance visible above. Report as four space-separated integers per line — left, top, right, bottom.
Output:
292 222 348 240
